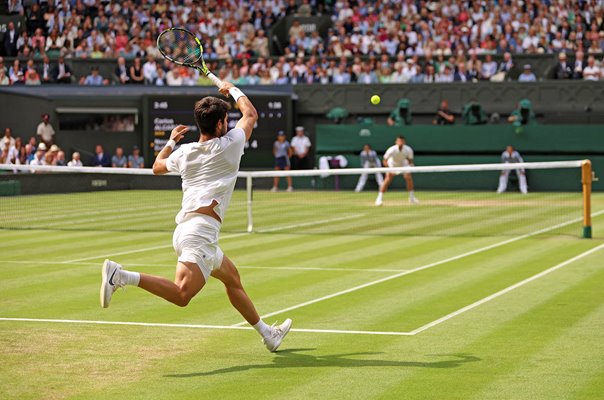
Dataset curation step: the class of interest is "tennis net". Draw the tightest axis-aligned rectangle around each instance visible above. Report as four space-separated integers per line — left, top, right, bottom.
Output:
0 160 594 238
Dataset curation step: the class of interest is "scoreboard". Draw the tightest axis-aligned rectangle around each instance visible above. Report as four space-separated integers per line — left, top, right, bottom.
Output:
145 94 292 168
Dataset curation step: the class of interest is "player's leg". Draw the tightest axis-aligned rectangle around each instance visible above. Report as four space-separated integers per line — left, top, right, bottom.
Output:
404 173 419 203
210 255 259 324
518 169 528 194
376 172 394 205
497 170 510 193
376 171 384 186
285 165 293 192
211 254 292 352
100 260 205 308
271 165 280 192
355 172 368 192
139 261 205 306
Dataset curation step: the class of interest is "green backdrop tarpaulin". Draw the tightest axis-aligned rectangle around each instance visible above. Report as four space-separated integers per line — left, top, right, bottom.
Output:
316 124 604 191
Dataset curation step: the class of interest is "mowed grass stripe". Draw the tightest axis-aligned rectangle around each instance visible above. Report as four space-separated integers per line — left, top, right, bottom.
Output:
474 302 604 399
268 238 596 331
370 250 604 400
3 231 169 261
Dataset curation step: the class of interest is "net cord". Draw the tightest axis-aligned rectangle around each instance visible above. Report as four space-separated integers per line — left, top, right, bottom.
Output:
0 160 586 177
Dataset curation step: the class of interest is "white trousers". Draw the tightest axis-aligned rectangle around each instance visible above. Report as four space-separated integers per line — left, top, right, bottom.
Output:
497 169 528 194
355 166 384 192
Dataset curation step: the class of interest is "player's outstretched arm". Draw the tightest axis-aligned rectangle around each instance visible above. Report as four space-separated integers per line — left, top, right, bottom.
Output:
152 125 189 175
219 82 258 141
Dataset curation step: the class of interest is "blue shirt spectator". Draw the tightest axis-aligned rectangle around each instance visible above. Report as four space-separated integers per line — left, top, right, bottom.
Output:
518 65 537 82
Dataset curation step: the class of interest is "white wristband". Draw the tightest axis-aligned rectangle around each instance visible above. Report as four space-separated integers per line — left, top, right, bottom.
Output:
165 139 176 149
229 87 246 102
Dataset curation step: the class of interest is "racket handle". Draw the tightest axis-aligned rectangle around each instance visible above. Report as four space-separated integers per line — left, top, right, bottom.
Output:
207 72 223 88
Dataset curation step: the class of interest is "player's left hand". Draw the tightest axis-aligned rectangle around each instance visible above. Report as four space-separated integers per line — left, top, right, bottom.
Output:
170 125 190 142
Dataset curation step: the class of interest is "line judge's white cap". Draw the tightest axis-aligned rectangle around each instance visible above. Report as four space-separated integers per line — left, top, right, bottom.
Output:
295 126 304 131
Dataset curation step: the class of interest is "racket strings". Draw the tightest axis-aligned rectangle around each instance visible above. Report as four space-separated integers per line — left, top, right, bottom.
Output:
158 30 202 64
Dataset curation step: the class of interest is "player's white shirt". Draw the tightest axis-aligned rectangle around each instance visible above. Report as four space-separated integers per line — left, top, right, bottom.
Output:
291 135 311 155
383 144 414 167
166 128 245 225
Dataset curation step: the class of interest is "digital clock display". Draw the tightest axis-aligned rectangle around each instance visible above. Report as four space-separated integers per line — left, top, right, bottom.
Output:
146 94 291 168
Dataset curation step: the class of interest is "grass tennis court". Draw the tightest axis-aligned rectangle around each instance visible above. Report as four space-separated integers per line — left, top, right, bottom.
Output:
2 190 604 399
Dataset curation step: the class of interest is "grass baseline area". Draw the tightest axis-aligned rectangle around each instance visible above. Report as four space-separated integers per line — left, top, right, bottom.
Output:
1 191 603 399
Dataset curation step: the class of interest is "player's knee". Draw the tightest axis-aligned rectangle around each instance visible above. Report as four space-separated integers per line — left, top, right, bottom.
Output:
175 288 194 307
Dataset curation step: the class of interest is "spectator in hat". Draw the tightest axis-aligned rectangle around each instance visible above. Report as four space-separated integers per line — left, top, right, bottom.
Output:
290 126 312 170
271 131 293 192
36 113 55 146
518 64 537 82
30 147 47 167
68 151 83 167
128 146 144 168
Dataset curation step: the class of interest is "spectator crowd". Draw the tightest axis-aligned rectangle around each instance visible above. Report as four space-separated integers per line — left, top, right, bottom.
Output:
1 116 144 168
1 0 604 86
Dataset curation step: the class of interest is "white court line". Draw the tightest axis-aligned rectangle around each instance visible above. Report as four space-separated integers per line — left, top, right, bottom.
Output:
408 242 604 335
1 241 602 337
61 214 365 263
0 318 412 336
0 260 406 273
233 210 604 327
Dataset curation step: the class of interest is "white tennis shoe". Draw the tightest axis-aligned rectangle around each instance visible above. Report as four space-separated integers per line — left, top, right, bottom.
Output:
375 198 383 206
263 318 293 352
409 197 420 204
100 259 124 308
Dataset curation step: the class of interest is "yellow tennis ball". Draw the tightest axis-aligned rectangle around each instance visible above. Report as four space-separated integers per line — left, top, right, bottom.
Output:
371 95 381 105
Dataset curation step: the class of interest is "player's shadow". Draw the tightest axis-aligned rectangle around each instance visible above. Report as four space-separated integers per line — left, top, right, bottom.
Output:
164 349 480 378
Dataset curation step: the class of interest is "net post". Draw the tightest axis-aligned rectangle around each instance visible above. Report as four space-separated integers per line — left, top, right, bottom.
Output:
246 175 253 233
581 159 592 239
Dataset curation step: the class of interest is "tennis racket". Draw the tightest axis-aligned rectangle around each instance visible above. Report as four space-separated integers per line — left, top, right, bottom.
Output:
156 27 223 88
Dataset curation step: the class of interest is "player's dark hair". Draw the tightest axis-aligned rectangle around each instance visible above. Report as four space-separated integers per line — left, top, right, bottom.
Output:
194 97 230 136
397 135 405 140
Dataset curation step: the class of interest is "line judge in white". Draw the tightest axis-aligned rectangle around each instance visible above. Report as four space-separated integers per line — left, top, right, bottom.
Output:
99 82 292 352
376 136 419 206
497 145 528 194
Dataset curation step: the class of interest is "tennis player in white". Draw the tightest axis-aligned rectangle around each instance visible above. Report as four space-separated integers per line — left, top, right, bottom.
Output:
375 136 419 206
100 81 292 352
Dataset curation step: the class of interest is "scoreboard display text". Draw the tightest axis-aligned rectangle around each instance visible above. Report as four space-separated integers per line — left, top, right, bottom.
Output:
147 95 290 168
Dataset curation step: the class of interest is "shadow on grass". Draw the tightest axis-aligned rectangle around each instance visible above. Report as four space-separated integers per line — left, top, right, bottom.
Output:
164 349 480 378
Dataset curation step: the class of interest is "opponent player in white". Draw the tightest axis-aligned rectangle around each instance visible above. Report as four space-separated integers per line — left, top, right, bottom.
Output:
100 82 292 352
496 145 528 194
375 135 419 206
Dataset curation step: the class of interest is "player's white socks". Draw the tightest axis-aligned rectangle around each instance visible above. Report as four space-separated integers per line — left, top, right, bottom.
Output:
376 192 383 202
409 190 416 200
253 319 271 338
121 269 140 286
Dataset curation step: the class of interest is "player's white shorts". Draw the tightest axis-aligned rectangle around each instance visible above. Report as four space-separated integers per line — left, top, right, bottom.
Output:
387 160 410 175
172 213 224 281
